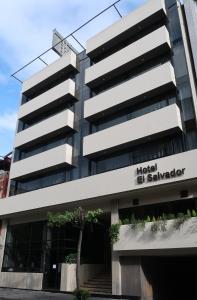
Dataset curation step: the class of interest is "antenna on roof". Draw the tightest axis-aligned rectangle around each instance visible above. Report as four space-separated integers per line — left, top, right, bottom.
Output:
52 29 78 56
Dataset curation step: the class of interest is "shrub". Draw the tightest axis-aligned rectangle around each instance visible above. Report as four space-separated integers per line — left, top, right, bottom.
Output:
109 222 122 244
173 213 189 230
187 209 191 218
146 216 151 222
122 218 130 225
65 253 77 264
151 222 159 233
167 213 175 220
73 288 90 300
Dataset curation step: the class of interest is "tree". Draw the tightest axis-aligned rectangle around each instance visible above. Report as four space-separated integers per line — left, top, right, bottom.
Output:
47 207 103 293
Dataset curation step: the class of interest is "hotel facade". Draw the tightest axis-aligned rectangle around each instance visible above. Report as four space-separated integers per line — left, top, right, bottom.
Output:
0 0 197 299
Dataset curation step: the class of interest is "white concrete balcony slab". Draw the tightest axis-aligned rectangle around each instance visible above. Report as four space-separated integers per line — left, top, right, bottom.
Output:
83 104 182 158
86 0 166 59
85 26 171 88
22 51 77 97
84 62 176 121
114 218 197 253
15 109 74 148
19 79 76 120
1 149 197 216
10 144 73 180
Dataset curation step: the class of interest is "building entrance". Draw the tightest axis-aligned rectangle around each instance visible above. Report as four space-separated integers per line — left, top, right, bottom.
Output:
42 213 111 291
142 256 197 300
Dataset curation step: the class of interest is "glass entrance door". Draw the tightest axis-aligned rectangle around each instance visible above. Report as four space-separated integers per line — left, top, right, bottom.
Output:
42 224 78 291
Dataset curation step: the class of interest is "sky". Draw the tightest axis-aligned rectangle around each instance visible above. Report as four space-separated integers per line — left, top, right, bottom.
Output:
0 0 146 156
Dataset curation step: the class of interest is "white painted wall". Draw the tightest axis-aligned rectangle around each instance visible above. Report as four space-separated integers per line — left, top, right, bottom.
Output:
114 218 197 252
0 149 197 216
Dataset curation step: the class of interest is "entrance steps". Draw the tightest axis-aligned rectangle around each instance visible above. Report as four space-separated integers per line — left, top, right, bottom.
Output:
82 272 112 294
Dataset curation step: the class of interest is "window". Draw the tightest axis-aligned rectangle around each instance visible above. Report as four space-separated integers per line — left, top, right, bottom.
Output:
2 222 44 273
14 134 73 162
91 95 176 133
9 168 72 196
90 134 184 175
119 198 197 222
17 105 74 133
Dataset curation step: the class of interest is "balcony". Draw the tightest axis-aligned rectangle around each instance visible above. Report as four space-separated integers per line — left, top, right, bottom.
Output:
83 104 182 158
22 51 77 97
86 0 166 59
15 109 74 148
84 62 176 121
114 218 197 253
19 79 76 120
10 144 73 180
85 26 171 89
1 148 197 216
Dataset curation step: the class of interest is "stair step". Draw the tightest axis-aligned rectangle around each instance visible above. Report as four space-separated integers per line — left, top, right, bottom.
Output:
83 282 112 288
87 279 111 283
97 274 111 277
91 276 111 279
82 287 112 293
82 272 112 294
83 284 112 288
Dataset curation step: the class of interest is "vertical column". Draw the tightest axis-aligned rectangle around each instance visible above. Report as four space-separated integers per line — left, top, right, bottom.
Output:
121 257 153 299
111 199 121 295
0 220 7 282
140 263 153 300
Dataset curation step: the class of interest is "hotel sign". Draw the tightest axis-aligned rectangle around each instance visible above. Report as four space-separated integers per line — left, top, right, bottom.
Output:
136 163 185 184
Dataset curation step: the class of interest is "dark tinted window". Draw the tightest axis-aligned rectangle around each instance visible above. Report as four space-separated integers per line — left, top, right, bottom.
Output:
90 134 184 175
2 222 44 273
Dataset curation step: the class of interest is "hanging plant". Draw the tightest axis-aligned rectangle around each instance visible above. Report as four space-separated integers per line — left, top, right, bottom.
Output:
173 213 190 230
109 222 122 244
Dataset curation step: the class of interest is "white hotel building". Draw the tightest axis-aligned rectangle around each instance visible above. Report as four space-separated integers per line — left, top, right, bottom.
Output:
0 0 197 299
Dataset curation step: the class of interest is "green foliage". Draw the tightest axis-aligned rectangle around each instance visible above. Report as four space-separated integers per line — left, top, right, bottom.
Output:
160 214 167 232
47 210 79 227
137 219 146 231
128 214 145 231
65 253 77 264
146 216 151 222
121 209 197 234
173 212 189 230
150 216 167 234
85 209 103 223
167 213 175 220
109 222 122 244
130 214 138 230
73 288 90 300
151 221 159 233
122 218 130 225
47 208 103 228
187 209 191 218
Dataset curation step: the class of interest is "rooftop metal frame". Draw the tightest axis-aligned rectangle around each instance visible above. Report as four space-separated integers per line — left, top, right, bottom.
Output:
11 0 124 84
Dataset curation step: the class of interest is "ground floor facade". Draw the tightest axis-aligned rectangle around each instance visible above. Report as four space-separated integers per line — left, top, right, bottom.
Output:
0 150 197 299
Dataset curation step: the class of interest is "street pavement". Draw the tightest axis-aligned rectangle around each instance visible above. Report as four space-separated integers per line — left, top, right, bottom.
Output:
0 289 125 300
0 288 74 300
